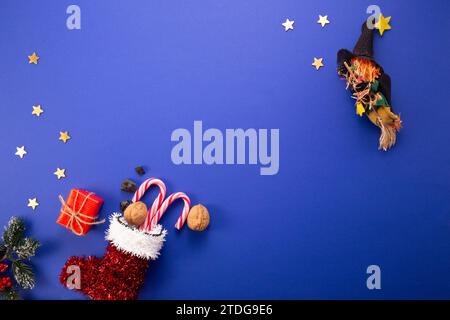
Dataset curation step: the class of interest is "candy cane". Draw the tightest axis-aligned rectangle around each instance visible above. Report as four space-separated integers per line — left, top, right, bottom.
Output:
131 178 166 231
148 192 191 231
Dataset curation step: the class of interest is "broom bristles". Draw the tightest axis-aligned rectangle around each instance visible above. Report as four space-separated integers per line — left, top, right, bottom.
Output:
378 121 397 151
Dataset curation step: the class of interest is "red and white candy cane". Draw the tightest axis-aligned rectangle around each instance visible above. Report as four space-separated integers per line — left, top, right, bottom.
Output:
147 192 191 231
131 178 166 231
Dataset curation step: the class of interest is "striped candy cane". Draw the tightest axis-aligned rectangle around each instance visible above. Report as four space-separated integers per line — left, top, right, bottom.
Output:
148 192 191 231
131 178 167 231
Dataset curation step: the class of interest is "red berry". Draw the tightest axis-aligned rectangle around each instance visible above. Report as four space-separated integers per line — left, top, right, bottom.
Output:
0 263 8 273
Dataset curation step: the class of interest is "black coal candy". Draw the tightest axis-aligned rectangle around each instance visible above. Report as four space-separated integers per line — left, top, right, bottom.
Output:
120 200 132 212
121 179 137 193
135 166 146 176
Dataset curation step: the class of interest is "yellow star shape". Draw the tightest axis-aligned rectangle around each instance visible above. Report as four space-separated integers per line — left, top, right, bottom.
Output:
356 103 366 117
312 57 324 70
282 19 295 31
54 168 66 180
28 52 40 64
15 146 27 159
375 14 391 36
317 15 330 27
27 198 39 210
59 131 71 143
32 105 44 117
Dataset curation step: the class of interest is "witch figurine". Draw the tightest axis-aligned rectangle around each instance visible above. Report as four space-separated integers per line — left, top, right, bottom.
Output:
337 22 401 151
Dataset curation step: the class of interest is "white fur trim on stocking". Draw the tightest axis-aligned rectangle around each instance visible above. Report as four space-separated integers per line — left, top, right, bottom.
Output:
105 213 167 260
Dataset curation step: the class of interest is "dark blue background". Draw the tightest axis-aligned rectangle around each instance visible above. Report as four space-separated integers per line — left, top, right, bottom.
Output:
0 0 449 299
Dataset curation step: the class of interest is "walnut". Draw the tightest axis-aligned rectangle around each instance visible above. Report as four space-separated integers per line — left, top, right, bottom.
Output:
187 204 210 231
124 201 148 226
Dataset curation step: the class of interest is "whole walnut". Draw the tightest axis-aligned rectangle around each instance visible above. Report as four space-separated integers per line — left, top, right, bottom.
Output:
124 201 148 226
187 204 210 231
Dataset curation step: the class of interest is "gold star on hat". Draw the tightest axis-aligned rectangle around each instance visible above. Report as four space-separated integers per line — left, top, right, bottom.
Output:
375 13 391 36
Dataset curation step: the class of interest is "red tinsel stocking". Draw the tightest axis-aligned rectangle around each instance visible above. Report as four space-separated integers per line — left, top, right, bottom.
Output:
60 213 166 300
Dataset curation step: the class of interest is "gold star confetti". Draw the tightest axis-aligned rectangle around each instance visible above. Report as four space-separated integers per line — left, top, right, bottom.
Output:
32 105 44 117
27 198 39 210
375 13 391 36
282 19 295 31
15 146 27 158
28 52 40 64
312 57 324 70
54 168 66 180
59 131 71 143
317 15 330 27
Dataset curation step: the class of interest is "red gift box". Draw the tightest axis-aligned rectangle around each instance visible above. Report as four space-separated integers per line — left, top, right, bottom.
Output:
57 189 104 236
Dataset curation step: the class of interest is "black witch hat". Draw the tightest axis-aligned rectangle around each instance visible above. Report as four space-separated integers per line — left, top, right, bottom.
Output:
337 22 375 65
337 22 391 103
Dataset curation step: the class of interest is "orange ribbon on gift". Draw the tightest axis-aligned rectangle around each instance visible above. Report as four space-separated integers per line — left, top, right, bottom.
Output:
58 192 105 236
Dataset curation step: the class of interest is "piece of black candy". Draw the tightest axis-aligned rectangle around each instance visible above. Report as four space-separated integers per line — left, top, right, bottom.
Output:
121 179 137 193
135 166 145 176
120 200 132 213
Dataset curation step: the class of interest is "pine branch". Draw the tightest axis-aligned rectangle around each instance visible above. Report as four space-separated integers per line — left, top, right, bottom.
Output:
12 260 35 289
16 238 40 260
0 217 39 298
2 217 25 249
0 244 6 261
0 287 20 300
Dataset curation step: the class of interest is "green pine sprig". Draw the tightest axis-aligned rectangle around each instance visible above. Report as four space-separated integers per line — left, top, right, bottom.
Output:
3 217 25 250
0 216 40 300
12 260 35 289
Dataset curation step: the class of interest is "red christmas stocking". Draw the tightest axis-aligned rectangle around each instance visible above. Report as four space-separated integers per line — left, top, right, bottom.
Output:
60 213 166 300
60 178 191 300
